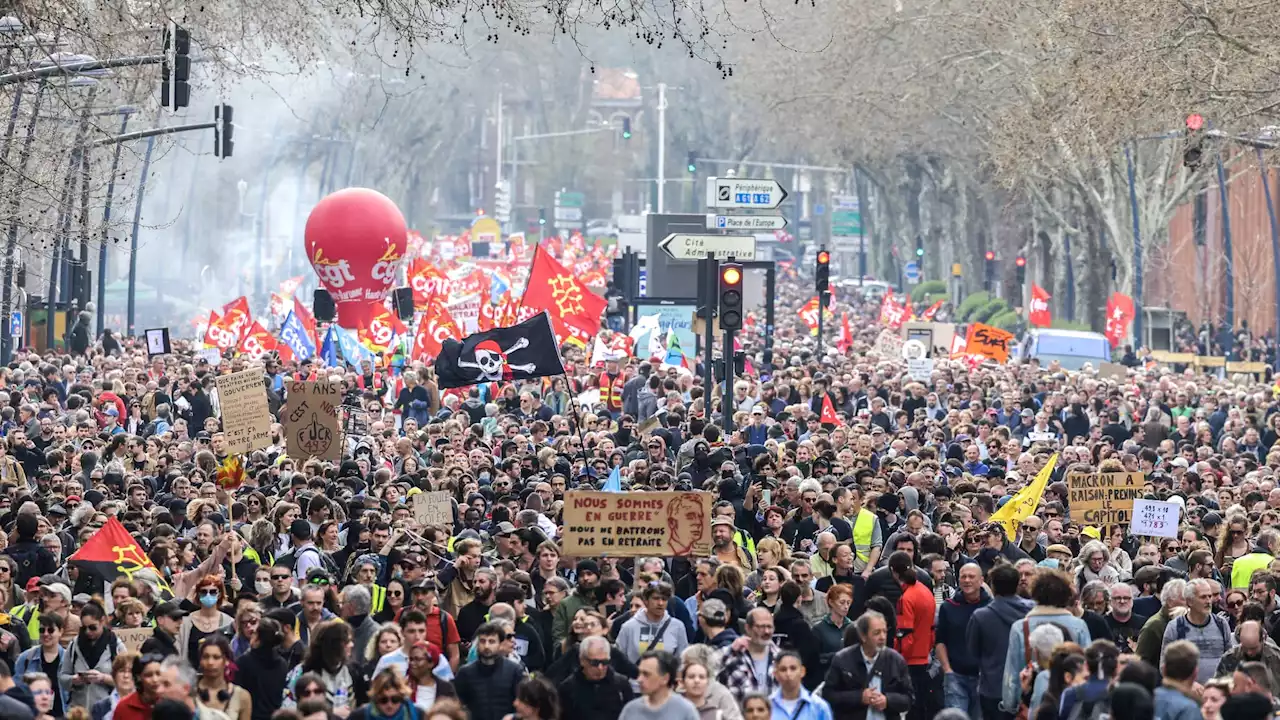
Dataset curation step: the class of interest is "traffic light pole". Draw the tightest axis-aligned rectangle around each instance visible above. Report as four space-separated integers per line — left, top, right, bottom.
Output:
817 291 825 356
723 327 734 435
701 255 716 413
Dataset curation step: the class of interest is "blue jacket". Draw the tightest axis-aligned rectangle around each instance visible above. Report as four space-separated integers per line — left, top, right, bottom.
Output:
967 594 1032 700
770 686 834 720
1002 609 1091 712
1154 686 1204 720
14 645 70 710
937 589 990 676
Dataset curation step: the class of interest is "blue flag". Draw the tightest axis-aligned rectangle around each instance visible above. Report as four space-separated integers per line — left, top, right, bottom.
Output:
319 325 339 367
279 311 316 362
603 464 622 493
334 325 376 367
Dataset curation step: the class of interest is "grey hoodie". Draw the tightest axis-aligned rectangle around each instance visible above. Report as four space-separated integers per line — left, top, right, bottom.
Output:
967 594 1034 699
616 611 689 664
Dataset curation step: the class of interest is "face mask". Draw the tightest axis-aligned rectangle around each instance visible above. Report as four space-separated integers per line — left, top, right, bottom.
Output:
255 581 271 595
199 594 219 609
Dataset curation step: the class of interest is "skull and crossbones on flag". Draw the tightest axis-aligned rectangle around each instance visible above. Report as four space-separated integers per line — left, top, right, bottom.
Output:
435 311 566 389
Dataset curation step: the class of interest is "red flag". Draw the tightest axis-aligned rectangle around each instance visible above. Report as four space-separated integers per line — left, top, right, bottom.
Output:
476 282 496 332
920 300 945 321
1030 284 1052 327
836 312 854 353
820 394 841 426
203 312 239 350
220 296 252 341
879 291 909 329
237 320 277 358
412 301 460 361
362 305 407 351
798 297 821 331
1105 292 1135 348
292 296 319 347
521 245 607 334
70 517 172 599
408 258 450 310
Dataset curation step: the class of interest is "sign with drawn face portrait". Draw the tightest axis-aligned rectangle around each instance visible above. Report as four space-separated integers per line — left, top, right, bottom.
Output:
561 491 713 557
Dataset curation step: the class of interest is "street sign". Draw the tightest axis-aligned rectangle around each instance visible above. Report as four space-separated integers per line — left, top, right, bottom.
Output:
831 195 863 236
705 214 787 231
660 233 757 260
8 311 19 338
904 261 921 284
705 177 788 210
554 190 585 230
638 268 647 297
494 181 512 225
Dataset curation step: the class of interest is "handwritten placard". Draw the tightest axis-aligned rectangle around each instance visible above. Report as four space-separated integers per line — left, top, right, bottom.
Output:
1131 499 1180 538
561 491 713 557
1068 471 1145 525
117 626 153 654
215 369 272 454
412 491 454 528
874 330 904 359
284 381 342 462
964 323 1014 364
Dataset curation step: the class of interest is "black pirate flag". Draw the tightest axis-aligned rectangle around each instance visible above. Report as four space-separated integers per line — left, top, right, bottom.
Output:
435 312 566 388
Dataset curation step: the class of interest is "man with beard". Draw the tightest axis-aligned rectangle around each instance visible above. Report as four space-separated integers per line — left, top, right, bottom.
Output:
1106 583 1147 653
455 621 524 720
456 568 498 642
62 602 125 710
439 537 483 617
1215 620 1280 696
552 559 600 646
712 517 753 571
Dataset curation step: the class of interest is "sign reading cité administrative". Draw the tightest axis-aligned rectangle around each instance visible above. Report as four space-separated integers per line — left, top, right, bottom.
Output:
561 491 713 557
215 369 273 454
284 381 342 462
1068 471 1145 525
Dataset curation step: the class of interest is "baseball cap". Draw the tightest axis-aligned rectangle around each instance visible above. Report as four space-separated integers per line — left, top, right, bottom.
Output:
492 521 518 536
1020 408 1034 418
154 601 188 620
400 552 424 568
711 517 735 528
1046 544 1072 557
1202 511 1223 527
1171 457 1189 468
44 583 71 604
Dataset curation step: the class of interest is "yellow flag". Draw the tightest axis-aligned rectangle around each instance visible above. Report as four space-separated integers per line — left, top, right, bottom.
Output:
989 453 1059 542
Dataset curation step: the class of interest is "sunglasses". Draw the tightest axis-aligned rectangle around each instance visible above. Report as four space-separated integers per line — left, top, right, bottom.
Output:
299 687 326 698
376 695 405 705
309 577 332 586
586 658 610 668
39 626 58 634
198 590 219 597
271 574 291 580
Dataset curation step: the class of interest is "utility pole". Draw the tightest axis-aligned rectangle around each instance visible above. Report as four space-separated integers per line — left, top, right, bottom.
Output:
656 83 667 213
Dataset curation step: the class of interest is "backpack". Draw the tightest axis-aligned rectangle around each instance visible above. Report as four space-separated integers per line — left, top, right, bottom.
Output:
1064 695 1110 720
276 546 341 578
1173 613 1231 646
7 545 42 586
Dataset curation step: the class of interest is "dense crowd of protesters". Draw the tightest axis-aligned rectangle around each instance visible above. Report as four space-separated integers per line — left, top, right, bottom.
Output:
1 258 1280 720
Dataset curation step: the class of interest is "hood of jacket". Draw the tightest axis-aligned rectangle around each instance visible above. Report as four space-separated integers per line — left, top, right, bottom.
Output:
987 595 1034 625
947 588 992 608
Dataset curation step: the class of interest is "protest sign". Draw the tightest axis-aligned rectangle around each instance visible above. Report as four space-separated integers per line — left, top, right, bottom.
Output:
284 381 342 462
117 627 153 654
874 329 904 359
907 358 935 383
1099 362 1128 380
1131 499 1180 538
562 491 713 557
1067 471 1145 525
964 323 1014 363
195 347 222 366
412 491 454 527
215 369 272 454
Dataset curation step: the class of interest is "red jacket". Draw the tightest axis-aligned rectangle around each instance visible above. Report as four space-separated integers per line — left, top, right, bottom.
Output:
110 692 155 720
896 580 936 666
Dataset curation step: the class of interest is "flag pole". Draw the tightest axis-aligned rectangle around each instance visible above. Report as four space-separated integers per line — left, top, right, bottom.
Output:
561 372 597 489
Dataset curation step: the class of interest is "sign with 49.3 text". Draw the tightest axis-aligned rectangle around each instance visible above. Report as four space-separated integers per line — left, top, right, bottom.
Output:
285 381 342 462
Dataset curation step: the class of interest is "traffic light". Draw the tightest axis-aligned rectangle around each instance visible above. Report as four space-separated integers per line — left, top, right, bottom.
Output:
915 238 925 258
719 263 744 331
538 208 547 226
161 24 190 110
1015 255 1027 284
984 250 996 291
621 117 632 140
815 250 830 294
1184 113 1205 169
213 104 233 158
687 151 697 173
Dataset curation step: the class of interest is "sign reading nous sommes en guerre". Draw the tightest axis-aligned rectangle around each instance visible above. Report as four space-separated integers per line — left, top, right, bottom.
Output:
1067 471 1145 526
561 491 713 558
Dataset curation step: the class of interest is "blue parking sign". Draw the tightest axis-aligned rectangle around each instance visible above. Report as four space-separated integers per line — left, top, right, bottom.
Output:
9 311 20 338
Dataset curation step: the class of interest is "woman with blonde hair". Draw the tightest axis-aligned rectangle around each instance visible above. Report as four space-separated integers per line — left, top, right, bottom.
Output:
745 537 789 592
394 370 432 427
356 623 405 704
679 645 742 720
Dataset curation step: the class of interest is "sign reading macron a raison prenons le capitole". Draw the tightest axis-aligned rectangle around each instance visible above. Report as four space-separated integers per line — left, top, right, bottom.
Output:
1067 471 1145 526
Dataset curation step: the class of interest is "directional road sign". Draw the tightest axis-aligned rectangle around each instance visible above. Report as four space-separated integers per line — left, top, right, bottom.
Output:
706 177 788 210
903 261 921 284
705 214 788 231
660 233 757 260
8 311 19 338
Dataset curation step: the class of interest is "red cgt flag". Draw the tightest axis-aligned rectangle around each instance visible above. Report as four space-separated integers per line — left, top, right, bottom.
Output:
820 394 842 426
1105 292 1134 348
521 245 607 334
204 312 239 350
1030 284 1052 327
220 296 252 341
412 300 460 362
879 291 909 329
237 320 277 358
363 304 408 351
836 312 854 353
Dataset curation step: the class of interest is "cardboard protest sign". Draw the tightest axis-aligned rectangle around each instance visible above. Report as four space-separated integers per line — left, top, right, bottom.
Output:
1131 499 1180 538
1067 471 1145 525
1099 362 1127 380
561 491 713 557
284 381 342 462
964 323 1014 363
412 491 454 527
117 627 153 653
214 369 272 454
874 329 904 359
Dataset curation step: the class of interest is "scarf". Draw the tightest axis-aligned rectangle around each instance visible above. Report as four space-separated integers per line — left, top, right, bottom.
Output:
371 702 420 720
78 628 114 670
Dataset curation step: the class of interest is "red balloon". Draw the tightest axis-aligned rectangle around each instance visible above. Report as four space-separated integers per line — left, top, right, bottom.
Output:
304 188 407 331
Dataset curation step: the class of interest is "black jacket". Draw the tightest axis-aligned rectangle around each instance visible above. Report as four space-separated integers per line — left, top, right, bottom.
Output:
558 667 636 720
454 657 523 720
544 643 637 685
775 604 822 689
4 539 57 588
139 627 180 659
858 567 932 617
234 646 291 720
822 645 913 720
